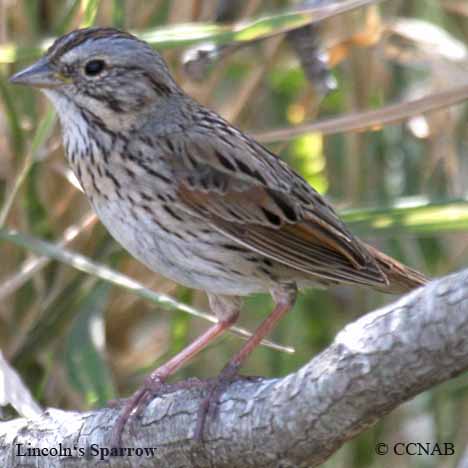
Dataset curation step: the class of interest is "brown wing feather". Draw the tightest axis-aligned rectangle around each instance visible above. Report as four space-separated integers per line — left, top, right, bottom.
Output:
178 170 387 286
165 111 426 291
362 243 428 293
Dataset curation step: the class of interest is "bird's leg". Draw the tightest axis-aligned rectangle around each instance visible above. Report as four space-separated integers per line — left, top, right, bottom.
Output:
111 296 240 448
195 284 298 441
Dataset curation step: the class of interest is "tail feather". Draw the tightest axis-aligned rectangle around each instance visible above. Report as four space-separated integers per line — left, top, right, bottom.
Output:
363 242 429 294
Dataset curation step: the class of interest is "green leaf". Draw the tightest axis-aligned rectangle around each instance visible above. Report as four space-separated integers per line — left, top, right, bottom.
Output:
343 199 468 235
170 289 193 356
22 0 40 37
64 282 115 406
24 164 53 238
81 0 100 28
112 0 125 29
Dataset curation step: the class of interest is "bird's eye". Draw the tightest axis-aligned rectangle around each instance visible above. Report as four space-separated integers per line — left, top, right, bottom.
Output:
84 59 106 76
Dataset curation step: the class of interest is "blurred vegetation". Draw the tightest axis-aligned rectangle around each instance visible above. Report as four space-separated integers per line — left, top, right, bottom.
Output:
1 0 468 466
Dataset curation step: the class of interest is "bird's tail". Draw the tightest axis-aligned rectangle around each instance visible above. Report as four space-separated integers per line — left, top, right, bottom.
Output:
362 242 429 294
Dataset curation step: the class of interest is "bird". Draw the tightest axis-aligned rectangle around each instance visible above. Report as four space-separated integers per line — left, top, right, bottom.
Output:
10 27 428 444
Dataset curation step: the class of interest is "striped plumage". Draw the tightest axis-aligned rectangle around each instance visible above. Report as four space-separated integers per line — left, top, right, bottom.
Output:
10 27 428 443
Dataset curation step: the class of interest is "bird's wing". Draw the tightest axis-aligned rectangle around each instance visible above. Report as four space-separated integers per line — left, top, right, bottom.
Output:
161 117 388 288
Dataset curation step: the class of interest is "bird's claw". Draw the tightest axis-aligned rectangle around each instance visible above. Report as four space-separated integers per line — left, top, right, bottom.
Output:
110 375 207 448
110 362 248 447
194 362 241 442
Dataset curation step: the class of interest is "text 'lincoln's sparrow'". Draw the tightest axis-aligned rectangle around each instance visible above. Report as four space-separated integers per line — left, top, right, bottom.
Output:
10 28 428 444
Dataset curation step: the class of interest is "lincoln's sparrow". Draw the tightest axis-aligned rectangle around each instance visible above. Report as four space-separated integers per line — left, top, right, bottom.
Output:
10 28 428 443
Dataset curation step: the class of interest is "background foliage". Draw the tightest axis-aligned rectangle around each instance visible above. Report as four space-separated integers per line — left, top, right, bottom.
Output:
1 0 468 466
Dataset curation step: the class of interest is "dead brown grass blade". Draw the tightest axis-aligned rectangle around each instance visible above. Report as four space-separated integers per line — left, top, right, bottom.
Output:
254 83 468 143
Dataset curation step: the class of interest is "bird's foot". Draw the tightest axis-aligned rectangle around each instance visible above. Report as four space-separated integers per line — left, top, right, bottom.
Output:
194 362 243 442
110 375 204 447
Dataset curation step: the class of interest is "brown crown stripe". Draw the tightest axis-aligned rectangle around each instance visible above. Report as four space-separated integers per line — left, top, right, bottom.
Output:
47 27 138 63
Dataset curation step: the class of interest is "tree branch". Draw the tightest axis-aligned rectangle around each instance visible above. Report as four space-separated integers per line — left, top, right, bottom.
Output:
1 269 468 467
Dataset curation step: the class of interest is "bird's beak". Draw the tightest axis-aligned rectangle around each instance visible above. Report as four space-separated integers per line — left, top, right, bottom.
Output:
9 57 66 89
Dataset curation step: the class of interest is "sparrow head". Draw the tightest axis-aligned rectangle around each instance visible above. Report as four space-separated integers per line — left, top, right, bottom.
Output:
10 27 180 120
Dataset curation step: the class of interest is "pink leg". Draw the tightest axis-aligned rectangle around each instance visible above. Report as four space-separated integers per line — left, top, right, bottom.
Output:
195 284 297 440
229 286 297 368
111 299 239 447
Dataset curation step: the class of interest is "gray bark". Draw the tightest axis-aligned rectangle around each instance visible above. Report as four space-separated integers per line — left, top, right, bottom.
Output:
1 268 467 468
